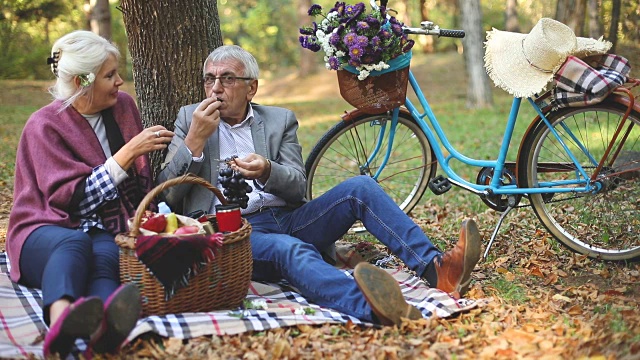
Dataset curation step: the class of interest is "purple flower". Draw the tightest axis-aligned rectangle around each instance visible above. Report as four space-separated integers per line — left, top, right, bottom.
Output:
402 39 415 53
299 23 316 35
356 35 368 47
365 16 380 29
343 32 358 46
356 21 369 31
299 36 321 52
349 44 365 59
308 4 322 16
329 32 341 46
328 56 340 70
348 58 361 67
391 23 403 36
331 1 346 16
371 36 381 48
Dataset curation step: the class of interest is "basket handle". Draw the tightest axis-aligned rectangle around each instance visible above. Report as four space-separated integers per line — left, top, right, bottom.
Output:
130 174 228 236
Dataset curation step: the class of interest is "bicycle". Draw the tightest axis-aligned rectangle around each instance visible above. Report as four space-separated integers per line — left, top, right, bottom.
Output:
304 0 640 261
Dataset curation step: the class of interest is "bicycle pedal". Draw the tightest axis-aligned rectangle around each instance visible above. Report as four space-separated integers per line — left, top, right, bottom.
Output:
429 175 452 195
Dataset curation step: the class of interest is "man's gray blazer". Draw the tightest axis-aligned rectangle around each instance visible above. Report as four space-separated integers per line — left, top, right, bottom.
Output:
157 103 307 215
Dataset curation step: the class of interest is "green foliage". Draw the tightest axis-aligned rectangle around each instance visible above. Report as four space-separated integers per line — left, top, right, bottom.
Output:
219 0 298 73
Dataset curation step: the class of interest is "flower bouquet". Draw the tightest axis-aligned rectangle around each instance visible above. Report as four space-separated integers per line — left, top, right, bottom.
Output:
300 1 414 113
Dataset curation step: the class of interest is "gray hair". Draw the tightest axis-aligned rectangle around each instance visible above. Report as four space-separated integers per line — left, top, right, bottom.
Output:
48 30 120 111
202 45 259 80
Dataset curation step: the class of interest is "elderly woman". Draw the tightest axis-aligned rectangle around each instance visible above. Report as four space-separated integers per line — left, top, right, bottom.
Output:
6 30 174 358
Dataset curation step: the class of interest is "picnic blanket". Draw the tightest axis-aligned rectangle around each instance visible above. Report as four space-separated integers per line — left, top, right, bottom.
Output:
0 249 478 359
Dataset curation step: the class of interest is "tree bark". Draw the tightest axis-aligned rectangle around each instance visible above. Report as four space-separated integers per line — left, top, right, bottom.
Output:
119 0 222 176
90 0 112 39
457 0 493 108
419 0 434 53
587 0 604 38
505 0 520 32
555 0 587 36
608 0 621 52
297 0 317 77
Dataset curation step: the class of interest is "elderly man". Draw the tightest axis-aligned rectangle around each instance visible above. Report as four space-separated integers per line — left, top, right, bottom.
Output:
158 45 482 326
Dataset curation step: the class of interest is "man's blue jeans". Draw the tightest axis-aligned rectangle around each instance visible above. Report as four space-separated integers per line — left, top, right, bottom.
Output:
246 175 441 322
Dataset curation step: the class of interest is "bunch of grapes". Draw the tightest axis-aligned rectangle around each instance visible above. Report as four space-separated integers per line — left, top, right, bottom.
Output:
218 156 253 209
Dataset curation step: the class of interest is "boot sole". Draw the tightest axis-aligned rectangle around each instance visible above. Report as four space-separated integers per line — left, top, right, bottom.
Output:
455 219 482 297
91 284 141 354
47 297 104 357
354 263 422 326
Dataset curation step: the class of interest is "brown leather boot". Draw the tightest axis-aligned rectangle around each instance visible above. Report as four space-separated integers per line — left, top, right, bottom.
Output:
434 219 482 299
353 262 423 326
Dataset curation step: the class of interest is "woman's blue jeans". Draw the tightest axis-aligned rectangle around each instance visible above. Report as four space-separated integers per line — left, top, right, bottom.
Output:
247 175 441 322
19 226 120 324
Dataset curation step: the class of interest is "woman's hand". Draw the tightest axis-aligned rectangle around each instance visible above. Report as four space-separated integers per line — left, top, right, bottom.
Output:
113 125 174 170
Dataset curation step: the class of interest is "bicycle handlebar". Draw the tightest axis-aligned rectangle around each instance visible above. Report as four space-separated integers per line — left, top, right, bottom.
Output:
403 26 465 38
369 0 465 39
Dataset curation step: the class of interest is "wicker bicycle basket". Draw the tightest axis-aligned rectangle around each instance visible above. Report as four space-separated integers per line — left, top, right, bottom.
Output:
337 65 410 115
115 174 253 316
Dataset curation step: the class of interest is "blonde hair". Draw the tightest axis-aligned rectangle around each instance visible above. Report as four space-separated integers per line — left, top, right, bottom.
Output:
48 30 120 110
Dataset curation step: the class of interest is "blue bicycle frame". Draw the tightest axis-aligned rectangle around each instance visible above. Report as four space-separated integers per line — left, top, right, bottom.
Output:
364 69 600 197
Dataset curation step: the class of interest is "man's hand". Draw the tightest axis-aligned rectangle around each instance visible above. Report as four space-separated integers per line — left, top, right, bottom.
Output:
231 154 271 183
184 96 222 157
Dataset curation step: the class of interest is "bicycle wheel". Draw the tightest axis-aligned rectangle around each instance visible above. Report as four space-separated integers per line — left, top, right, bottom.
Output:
518 100 640 261
305 111 436 218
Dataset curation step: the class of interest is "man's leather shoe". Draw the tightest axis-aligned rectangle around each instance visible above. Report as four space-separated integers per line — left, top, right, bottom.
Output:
354 262 423 326
435 219 482 299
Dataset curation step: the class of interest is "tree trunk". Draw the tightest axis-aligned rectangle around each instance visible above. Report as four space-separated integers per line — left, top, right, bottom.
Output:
119 0 222 176
608 0 621 52
587 0 604 38
505 0 520 32
90 0 112 39
555 0 587 36
419 0 434 53
297 0 317 77
457 0 493 108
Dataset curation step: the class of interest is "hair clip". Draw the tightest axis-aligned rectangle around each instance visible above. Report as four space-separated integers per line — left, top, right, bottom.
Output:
47 50 61 77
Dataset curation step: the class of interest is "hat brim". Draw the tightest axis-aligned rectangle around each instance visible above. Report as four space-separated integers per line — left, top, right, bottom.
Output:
484 29 556 98
574 36 612 58
484 29 612 99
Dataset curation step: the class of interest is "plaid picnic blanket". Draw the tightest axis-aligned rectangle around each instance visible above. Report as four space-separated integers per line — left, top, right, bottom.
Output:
542 54 631 109
0 250 478 359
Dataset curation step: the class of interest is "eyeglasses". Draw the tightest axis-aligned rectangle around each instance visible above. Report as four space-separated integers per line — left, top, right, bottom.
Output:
202 75 253 87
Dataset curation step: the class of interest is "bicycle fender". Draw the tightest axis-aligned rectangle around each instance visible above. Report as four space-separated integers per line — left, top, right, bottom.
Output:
340 107 412 122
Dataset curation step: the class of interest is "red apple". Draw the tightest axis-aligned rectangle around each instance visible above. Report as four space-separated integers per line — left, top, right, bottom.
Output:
173 225 200 235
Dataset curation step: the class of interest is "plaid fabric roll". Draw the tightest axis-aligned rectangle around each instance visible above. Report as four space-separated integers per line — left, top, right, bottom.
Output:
549 54 631 108
135 233 224 300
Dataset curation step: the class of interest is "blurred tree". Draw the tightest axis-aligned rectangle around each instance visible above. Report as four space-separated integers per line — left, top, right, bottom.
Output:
418 0 435 53
119 0 222 175
88 0 112 39
556 0 587 35
457 0 493 108
608 0 621 51
505 0 520 31
587 0 604 37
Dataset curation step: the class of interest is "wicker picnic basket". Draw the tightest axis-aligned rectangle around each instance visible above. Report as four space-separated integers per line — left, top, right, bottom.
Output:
115 174 253 316
337 53 411 115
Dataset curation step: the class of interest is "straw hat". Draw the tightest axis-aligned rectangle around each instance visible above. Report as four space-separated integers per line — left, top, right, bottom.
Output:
484 18 612 98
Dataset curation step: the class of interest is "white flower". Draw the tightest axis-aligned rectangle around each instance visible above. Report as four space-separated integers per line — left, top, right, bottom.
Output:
251 299 268 310
78 72 96 87
294 308 306 315
357 69 371 80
